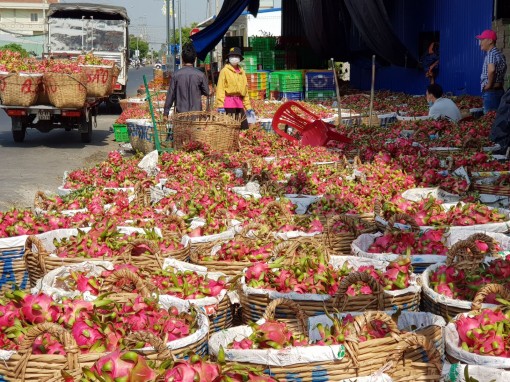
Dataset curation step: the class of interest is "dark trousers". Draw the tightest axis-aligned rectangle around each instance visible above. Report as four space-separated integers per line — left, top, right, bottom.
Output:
225 108 249 130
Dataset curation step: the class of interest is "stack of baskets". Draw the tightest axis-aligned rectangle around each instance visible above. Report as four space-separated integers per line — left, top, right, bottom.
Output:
246 71 267 100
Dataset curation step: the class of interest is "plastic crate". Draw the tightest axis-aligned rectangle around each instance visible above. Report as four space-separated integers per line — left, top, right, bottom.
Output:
249 37 277 50
280 91 303 101
248 90 266 100
305 90 336 100
113 123 129 142
305 71 335 91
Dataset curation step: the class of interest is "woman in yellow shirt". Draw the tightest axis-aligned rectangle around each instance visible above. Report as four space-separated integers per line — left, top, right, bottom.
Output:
215 47 254 130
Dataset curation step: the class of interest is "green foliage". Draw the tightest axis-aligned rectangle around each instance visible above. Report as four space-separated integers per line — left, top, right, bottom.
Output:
129 35 149 58
0 43 29 58
170 22 198 46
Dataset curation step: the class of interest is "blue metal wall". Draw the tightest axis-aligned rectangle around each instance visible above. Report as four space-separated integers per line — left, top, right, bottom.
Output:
350 0 494 95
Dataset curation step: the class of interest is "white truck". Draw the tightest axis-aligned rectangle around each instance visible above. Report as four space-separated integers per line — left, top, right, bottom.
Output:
1 3 130 143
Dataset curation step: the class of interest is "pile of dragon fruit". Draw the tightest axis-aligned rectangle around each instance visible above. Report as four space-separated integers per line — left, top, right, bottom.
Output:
4 92 510 379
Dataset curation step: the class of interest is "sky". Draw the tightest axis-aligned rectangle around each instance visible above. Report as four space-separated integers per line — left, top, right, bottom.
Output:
63 0 281 49
64 0 214 47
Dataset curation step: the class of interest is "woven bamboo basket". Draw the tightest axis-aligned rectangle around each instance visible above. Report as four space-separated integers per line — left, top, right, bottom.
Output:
36 81 52 106
43 72 87 108
109 64 121 93
211 299 442 382
0 237 29 296
24 234 120 288
80 64 114 97
0 318 206 382
240 242 421 328
421 236 506 320
0 73 43 107
190 223 273 278
172 111 241 153
120 237 190 268
444 284 510 367
323 214 378 255
134 181 152 208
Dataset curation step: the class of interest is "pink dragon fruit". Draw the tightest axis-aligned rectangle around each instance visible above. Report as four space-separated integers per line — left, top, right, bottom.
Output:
19 293 60 324
83 350 157 382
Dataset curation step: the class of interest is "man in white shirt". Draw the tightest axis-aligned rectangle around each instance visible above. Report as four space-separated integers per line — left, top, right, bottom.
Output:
426 84 462 122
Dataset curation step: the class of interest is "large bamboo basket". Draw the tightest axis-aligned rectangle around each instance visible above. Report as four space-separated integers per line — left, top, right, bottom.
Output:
0 316 207 382
421 237 507 320
444 284 510 368
189 223 273 278
0 72 42 107
240 243 421 329
210 299 442 382
80 64 114 97
172 111 241 153
43 72 87 108
323 214 378 255
0 236 29 296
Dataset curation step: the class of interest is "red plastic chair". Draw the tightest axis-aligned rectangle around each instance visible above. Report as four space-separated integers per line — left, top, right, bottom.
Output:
271 101 352 147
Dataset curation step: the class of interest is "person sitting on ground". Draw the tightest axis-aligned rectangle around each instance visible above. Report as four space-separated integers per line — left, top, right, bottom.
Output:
426 84 461 122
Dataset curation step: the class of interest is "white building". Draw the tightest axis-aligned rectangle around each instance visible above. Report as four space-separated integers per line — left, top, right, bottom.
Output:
226 8 281 41
0 0 57 36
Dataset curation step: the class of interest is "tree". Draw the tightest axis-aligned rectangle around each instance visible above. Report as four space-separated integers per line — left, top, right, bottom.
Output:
128 35 149 59
170 22 198 46
0 43 29 57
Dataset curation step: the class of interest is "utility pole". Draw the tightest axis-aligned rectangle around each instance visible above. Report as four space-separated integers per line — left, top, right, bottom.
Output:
166 0 170 67
178 0 182 65
172 0 176 71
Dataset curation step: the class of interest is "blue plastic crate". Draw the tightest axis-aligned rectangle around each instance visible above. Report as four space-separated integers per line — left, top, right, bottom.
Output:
305 71 335 91
280 91 303 101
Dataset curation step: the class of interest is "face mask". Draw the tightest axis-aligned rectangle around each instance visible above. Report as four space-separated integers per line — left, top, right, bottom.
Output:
229 57 240 66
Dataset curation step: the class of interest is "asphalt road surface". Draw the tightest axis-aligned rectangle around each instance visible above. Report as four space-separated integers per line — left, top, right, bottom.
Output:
0 66 156 211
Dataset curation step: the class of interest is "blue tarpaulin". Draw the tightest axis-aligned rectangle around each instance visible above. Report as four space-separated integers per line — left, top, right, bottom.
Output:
191 0 259 61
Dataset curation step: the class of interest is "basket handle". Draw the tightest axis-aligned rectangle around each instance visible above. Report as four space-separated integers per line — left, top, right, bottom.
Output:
326 215 358 237
34 191 54 211
134 181 151 208
99 267 152 298
262 298 308 336
352 310 401 339
384 333 442 376
260 201 293 222
280 237 330 266
120 238 164 270
25 235 49 274
14 322 80 380
465 233 498 255
238 222 270 240
386 213 420 232
160 214 187 236
123 330 175 359
445 239 484 272
471 283 510 311
334 271 385 311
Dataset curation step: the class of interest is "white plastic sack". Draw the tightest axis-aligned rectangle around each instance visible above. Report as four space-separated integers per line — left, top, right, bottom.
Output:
282 194 321 215
401 187 461 203
445 313 510 369
0 235 28 250
181 227 238 247
137 150 159 176
351 233 447 268
231 182 262 199
209 319 347 367
32 260 114 300
442 361 510 382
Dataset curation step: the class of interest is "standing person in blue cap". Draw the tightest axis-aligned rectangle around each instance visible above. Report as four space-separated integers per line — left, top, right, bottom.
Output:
476 29 507 114
215 47 254 130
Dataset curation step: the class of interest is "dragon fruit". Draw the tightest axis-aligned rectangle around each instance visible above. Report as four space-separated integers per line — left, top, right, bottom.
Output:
229 320 308 350
82 350 157 382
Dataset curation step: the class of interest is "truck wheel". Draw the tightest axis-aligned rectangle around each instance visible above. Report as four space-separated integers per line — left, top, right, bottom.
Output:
12 117 26 142
81 116 93 143
12 128 26 143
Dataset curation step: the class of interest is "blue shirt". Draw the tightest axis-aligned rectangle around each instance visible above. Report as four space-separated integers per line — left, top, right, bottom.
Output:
481 47 507 91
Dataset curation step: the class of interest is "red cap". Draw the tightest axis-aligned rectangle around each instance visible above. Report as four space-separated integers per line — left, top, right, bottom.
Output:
476 30 497 41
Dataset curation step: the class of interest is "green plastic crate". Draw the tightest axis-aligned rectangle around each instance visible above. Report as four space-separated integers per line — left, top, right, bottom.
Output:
306 90 336 100
113 124 129 142
249 37 277 50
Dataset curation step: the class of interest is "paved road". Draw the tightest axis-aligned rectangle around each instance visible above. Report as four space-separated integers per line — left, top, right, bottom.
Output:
0 66 156 212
